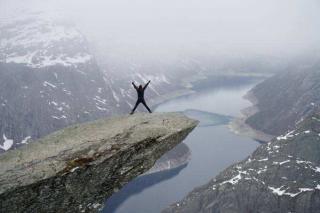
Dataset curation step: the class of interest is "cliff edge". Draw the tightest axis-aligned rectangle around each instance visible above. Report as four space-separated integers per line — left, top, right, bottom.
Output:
0 112 198 212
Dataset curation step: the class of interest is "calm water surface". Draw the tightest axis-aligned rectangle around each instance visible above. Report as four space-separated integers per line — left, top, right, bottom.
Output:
104 80 261 213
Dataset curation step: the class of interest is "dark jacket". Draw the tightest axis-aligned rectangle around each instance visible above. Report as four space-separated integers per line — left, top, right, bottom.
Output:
132 81 150 100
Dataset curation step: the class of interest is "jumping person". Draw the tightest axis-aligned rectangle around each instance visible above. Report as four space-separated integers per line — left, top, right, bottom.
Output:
130 80 152 114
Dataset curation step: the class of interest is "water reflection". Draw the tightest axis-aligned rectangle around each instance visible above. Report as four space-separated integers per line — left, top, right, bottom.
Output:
103 77 262 213
104 164 187 213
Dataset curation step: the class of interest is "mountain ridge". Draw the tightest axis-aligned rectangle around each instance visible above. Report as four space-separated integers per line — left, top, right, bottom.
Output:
163 112 320 213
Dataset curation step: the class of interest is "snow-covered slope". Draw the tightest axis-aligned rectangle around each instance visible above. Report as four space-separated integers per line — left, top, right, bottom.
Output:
164 113 320 213
97 57 209 111
0 12 92 68
246 66 320 136
0 12 120 152
0 10 277 152
0 11 203 153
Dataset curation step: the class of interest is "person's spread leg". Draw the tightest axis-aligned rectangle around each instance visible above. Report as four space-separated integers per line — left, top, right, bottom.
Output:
142 99 152 113
130 100 140 114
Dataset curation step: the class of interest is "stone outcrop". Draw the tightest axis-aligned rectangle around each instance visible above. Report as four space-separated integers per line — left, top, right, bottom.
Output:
0 112 198 213
163 113 320 213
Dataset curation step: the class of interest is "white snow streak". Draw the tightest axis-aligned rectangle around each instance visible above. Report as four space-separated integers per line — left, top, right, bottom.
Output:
0 134 14 151
21 136 31 144
43 81 57 88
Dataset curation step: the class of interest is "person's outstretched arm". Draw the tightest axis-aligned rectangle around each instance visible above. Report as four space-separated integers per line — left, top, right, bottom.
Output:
132 82 138 90
143 80 151 90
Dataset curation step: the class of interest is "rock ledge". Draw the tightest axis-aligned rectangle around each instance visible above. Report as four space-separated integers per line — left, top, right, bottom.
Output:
0 112 198 212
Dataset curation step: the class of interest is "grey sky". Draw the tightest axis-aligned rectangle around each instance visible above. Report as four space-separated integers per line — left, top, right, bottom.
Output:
1 0 320 60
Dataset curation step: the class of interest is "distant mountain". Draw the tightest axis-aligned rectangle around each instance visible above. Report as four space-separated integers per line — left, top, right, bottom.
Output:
0 12 193 152
246 66 320 136
0 13 121 151
163 113 320 213
163 63 320 213
0 11 290 152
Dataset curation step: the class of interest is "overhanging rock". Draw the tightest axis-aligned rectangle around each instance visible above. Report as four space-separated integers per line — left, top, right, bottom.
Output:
0 112 198 212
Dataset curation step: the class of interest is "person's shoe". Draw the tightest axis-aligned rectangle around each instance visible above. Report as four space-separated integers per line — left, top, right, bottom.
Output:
130 112 134 115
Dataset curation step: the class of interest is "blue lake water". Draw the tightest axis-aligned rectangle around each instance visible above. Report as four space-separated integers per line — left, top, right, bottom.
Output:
103 79 261 213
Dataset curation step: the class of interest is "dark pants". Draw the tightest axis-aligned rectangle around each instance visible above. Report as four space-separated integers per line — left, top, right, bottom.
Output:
131 98 152 114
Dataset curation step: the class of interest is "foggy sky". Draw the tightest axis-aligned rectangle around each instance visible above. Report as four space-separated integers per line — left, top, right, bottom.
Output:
1 0 320 61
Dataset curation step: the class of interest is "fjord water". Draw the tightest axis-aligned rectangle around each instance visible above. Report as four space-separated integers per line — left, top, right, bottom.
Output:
104 78 261 213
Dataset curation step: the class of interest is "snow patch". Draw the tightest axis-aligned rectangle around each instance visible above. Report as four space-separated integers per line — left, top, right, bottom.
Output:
92 203 101 209
70 167 80 172
296 160 312 165
277 130 295 140
221 171 247 185
96 106 107 111
50 101 58 106
94 96 107 105
52 115 67 119
43 81 57 88
0 134 14 151
56 107 63 111
1 14 93 68
112 90 120 102
63 89 72 95
273 160 290 166
268 186 286 196
269 186 315 197
221 173 242 185
299 188 314 192
257 167 267 174
312 117 320 122
21 136 31 144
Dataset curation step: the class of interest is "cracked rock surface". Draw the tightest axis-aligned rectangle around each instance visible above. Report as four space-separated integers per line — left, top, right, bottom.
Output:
0 112 198 213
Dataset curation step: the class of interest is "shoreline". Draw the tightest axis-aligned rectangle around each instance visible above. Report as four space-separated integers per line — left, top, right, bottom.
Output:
149 71 208 108
149 88 196 109
228 90 275 143
149 72 269 110
149 74 275 143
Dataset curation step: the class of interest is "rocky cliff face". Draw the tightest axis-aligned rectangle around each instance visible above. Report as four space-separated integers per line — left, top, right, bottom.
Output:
0 9 283 153
0 12 122 152
0 11 205 153
0 11 197 153
0 112 198 213
245 67 320 136
163 113 320 213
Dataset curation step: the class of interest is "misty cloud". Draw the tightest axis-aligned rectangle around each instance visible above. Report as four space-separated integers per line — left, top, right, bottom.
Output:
1 0 320 60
